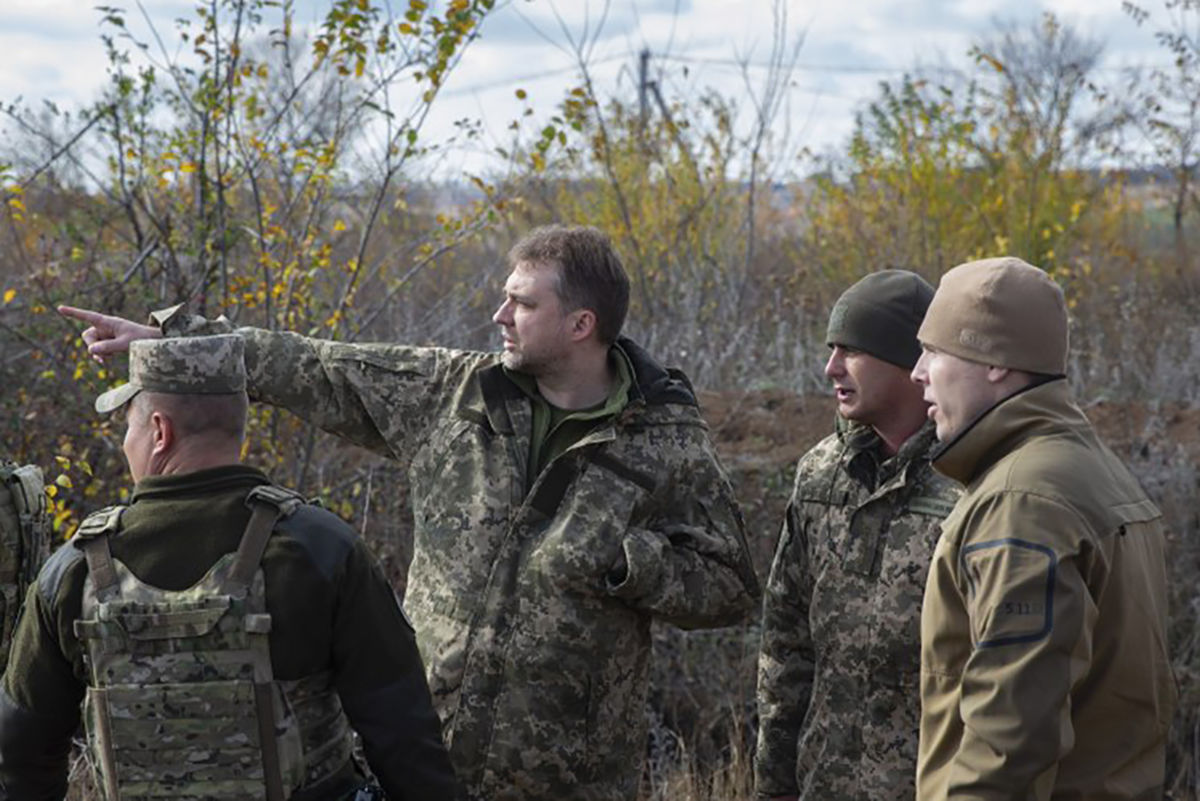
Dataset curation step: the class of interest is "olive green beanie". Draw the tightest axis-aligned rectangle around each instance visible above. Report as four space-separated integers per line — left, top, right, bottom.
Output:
826 269 935 369
917 256 1068 375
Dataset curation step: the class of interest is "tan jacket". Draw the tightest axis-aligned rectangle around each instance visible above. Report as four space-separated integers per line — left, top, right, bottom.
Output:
917 379 1175 801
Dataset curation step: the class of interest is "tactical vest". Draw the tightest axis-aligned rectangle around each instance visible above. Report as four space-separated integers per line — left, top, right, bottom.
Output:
73 485 355 801
0 460 50 672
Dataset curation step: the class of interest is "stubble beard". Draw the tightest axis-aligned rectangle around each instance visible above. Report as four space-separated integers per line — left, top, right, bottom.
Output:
500 346 544 376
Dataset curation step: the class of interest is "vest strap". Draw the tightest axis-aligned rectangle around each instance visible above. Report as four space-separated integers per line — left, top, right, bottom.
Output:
82 537 120 600
89 687 121 801
226 485 302 594
255 681 286 801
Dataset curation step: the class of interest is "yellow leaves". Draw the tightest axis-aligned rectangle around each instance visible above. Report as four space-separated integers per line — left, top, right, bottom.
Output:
333 219 347 232
50 496 75 537
6 188 26 222
55 474 73 490
179 162 198 174
2 288 14 305
1069 199 1086 224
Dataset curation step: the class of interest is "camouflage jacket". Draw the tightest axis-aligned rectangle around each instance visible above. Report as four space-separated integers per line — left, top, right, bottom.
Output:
0 466 457 801
755 421 960 800
159 312 761 801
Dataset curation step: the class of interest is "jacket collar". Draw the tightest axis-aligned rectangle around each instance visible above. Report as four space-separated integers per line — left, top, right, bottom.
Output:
471 337 698 436
932 377 1080 485
615 336 698 407
841 419 938 490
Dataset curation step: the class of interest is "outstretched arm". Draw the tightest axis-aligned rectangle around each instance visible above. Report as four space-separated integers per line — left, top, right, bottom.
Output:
60 303 487 460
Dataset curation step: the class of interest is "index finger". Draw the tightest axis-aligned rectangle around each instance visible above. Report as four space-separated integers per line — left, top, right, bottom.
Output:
57 305 108 326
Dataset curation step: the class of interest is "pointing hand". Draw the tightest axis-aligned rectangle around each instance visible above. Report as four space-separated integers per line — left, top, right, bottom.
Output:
58 305 161 363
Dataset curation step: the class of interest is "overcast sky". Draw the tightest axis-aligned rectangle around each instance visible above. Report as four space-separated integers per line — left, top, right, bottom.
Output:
0 0 1172 178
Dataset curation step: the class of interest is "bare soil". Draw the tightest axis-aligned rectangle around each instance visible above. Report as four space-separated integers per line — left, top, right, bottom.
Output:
699 389 1200 475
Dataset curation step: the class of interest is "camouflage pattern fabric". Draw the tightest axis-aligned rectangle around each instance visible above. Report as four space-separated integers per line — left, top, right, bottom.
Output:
75 500 352 801
159 307 761 801
755 421 960 800
0 461 49 673
95 334 245 413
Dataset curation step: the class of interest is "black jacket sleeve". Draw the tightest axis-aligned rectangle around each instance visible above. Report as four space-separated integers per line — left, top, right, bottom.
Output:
341 675 461 801
0 686 75 801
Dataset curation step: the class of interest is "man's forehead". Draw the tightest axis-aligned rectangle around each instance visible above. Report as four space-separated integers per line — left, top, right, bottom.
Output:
505 261 557 290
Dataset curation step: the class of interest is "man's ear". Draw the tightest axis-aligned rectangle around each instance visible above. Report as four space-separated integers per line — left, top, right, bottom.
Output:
569 308 597 342
149 410 175 456
986 365 1012 385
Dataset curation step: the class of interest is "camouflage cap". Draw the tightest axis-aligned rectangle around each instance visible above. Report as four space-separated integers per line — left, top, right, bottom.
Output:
95 335 246 414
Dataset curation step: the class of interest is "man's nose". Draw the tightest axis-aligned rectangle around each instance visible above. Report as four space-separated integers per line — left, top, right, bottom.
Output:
824 349 843 378
493 300 512 325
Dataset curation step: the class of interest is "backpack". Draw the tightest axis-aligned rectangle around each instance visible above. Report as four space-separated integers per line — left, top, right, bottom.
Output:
0 461 50 671
73 484 354 801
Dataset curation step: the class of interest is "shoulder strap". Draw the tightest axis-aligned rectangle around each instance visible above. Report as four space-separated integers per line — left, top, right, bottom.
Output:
76 506 125 600
233 484 304 801
226 485 304 594
1 463 48 578
1 463 46 522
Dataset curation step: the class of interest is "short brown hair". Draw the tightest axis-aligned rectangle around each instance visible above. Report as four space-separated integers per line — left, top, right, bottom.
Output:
508 225 630 344
133 390 249 442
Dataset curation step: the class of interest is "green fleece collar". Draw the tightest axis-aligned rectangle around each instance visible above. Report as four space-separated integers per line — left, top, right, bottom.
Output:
132 465 271 502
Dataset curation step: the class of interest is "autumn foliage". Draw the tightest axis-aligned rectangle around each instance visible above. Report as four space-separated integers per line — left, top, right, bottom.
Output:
1 2 1198 799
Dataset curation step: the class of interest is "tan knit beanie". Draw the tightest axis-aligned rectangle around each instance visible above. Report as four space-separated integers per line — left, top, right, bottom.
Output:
917 257 1068 375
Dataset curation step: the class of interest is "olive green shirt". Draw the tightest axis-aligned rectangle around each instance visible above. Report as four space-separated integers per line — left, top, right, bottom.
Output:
504 345 634 481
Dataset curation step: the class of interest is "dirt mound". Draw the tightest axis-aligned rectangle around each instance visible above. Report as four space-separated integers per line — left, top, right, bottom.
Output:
698 389 836 473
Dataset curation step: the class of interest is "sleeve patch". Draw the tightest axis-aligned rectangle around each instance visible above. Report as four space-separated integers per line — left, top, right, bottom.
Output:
960 537 1056 648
